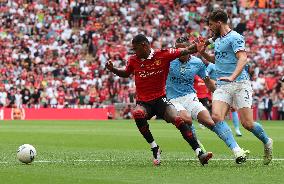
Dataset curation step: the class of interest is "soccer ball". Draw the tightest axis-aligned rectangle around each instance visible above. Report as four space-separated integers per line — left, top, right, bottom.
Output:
17 144 37 164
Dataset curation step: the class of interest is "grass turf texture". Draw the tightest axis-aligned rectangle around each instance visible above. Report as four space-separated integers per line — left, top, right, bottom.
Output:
0 120 283 184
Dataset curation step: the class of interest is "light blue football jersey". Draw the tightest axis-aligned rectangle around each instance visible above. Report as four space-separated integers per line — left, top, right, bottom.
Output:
166 56 207 100
206 63 217 81
214 30 250 85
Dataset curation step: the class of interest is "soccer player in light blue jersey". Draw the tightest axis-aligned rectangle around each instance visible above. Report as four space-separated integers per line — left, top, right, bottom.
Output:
207 63 242 136
166 36 248 164
197 9 273 165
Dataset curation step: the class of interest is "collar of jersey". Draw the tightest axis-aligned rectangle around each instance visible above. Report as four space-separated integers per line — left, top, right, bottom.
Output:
178 55 191 64
141 48 154 61
220 29 232 38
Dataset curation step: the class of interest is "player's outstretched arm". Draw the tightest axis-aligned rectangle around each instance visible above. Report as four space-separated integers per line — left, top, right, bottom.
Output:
179 37 216 62
203 76 216 92
179 38 212 55
179 44 201 56
196 42 215 63
105 60 131 78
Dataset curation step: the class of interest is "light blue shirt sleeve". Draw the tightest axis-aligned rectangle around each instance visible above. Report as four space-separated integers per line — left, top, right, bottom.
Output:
206 63 217 80
197 61 207 79
231 34 245 53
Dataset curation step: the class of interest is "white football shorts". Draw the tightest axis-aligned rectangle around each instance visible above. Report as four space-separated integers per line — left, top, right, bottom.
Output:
213 80 253 110
170 93 207 120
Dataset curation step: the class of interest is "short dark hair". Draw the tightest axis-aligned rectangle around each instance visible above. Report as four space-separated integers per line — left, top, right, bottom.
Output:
132 34 149 45
176 36 189 44
208 9 228 23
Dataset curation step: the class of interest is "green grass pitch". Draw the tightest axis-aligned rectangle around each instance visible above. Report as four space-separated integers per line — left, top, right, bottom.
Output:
0 120 283 184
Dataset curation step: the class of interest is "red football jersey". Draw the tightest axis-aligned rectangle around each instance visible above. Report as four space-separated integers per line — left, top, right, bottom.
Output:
194 76 211 99
57 91 65 105
125 48 180 102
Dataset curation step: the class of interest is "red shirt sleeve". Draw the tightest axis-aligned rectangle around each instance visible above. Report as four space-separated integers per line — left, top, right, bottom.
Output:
165 48 181 61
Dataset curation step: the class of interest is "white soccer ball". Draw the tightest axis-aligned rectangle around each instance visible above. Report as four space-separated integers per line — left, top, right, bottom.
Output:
17 144 37 164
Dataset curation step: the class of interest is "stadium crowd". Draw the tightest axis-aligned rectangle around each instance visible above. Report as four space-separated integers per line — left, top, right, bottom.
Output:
0 0 283 119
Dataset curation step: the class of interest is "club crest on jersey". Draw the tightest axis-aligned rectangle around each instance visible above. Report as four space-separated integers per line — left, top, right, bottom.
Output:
180 68 186 73
180 65 188 74
154 59 161 66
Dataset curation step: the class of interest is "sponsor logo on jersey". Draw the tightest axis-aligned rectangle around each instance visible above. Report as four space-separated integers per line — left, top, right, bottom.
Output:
138 70 164 78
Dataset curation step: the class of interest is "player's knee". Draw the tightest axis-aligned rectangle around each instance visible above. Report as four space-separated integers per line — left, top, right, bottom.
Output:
242 121 254 130
203 119 215 127
173 116 185 129
132 108 146 119
197 110 214 126
204 116 215 126
211 112 224 123
179 111 192 125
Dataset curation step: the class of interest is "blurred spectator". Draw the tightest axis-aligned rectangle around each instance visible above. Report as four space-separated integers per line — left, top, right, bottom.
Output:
234 17 246 35
31 88 41 108
257 94 265 120
0 86 7 107
263 92 273 120
15 89 23 108
22 88 31 107
121 104 132 119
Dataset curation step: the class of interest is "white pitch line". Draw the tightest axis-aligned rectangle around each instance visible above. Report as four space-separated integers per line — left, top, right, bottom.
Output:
168 158 284 161
1 158 284 164
34 159 114 163
0 159 115 164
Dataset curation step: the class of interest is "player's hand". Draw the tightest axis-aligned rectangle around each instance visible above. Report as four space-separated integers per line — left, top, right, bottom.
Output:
105 60 114 71
219 76 234 82
196 37 206 54
196 42 206 53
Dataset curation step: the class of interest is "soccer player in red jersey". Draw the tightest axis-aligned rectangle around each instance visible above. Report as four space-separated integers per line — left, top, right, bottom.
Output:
106 34 212 166
194 76 212 111
194 75 212 129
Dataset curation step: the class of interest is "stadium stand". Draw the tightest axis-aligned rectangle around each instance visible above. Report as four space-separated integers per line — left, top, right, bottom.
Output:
0 0 283 120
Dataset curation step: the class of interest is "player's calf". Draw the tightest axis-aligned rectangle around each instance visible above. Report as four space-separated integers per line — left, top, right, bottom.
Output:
197 109 215 129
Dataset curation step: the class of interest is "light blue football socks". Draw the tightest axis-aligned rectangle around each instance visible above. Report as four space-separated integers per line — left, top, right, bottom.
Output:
232 111 242 136
249 122 269 144
212 121 239 150
232 111 240 130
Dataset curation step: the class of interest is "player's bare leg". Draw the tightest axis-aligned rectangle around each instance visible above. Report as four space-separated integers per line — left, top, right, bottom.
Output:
212 101 230 123
238 107 273 165
179 110 193 126
197 110 215 128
